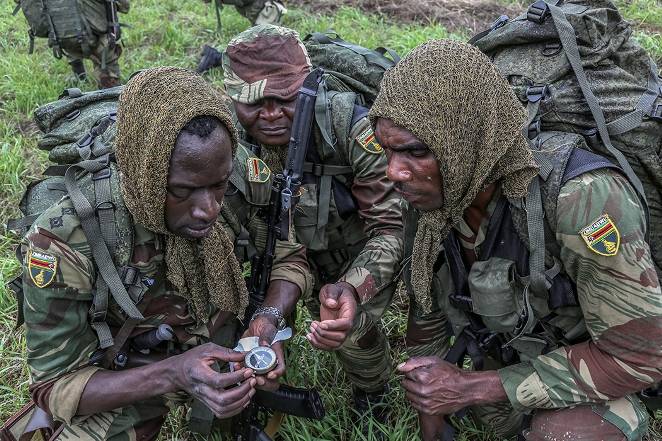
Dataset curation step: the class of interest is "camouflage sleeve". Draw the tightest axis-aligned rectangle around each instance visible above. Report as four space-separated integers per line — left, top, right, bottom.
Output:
337 117 404 303
499 169 662 411
21 200 102 424
269 238 313 298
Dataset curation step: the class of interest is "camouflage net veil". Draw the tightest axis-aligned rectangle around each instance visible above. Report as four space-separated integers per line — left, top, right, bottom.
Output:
369 40 538 313
116 67 248 323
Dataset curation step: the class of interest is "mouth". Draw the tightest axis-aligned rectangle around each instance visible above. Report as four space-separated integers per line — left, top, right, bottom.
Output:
259 127 288 136
183 224 213 239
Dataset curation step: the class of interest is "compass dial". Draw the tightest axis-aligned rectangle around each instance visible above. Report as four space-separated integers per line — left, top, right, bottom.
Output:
245 346 277 375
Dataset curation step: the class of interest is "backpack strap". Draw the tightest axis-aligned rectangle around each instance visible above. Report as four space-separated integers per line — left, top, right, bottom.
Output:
64 159 143 349
544 0 650 234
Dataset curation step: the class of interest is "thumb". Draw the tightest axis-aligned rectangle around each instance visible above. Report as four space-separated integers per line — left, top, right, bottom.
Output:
397 356 440 373
320 284 342 306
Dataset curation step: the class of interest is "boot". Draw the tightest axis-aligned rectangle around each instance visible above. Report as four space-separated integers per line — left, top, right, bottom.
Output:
352 385 390 440
69 59 87 81
98 73 121 89
197 45 223 74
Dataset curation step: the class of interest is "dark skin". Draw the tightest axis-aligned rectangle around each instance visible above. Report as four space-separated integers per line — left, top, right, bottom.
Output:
234 95 359 352
79 125 259 418
375 118 506 440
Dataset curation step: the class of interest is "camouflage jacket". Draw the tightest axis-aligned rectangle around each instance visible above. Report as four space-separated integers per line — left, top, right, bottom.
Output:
234 96 403 301
404 168 662 420
20 189 310 435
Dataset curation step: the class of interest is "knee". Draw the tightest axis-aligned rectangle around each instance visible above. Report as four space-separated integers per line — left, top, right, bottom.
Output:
524 406 627 441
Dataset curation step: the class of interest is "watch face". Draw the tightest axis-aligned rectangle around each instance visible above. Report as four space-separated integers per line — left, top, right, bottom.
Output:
245 346 277 375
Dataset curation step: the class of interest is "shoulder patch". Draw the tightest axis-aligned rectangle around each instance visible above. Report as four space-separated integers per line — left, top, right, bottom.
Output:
246 157 271 183
579 213 620 257
28 250 58 288
356 127 383 154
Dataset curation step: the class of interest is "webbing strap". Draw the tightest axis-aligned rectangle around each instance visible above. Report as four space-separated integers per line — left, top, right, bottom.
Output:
302 162 353 176
605 64 662 136
317 175 332 231
6 214 40 232
64 161 144 325
93 168 117 253
525 177 547 295
314 80 336 150
546 2 648 209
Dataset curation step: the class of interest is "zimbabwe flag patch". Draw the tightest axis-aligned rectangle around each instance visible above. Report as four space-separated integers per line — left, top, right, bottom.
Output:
580 214 620 257
356 128 383 154
28 250 58 288
247 157 271 183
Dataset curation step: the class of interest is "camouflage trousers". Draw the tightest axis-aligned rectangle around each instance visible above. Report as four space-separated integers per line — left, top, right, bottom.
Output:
304 282 395 393
406 303 649 441
223 0 285 25
62 33 122 88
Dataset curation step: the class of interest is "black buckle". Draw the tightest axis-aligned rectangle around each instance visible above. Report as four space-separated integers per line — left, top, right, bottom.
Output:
89 306 107 323
76 132 94 148
491 15 509 30
527 0 550 24
92 166 112 181
449 293 473 312
650 103 662 122
65 109 81 121
526 85 549 103
95 200 116 212
121 266 141 286
528 119 542 139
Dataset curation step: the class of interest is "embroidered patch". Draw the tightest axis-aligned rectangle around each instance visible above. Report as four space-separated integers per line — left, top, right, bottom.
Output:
246 157 271 183
28 250 58 288
580 214 620 257
356 127 383 154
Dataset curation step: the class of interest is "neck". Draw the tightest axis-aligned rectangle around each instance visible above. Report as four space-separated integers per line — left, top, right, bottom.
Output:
462 183 497 233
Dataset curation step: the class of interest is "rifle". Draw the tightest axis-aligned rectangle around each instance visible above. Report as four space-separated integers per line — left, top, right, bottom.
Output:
235 68 326 441
105 0 121 50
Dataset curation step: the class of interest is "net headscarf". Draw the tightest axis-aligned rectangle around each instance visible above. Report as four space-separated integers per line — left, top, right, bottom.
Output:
115 66 248 323
369 40 538 313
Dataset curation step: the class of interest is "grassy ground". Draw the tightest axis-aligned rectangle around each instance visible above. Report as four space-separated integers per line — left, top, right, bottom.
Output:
1 0 661 440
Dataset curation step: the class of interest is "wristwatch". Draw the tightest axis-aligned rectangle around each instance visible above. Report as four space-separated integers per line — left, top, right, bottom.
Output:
250 306 286 330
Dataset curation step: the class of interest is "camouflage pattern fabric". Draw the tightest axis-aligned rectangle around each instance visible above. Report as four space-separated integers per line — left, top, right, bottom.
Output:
60 34 122 88
230 112 403 392
21 190 310 438
402 168 662 440
230 0 286 26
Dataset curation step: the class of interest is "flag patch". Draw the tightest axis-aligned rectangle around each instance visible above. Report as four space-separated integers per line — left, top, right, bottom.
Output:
580 213 620 257
356 128 383 154
247 157 271 183
28 250 58 288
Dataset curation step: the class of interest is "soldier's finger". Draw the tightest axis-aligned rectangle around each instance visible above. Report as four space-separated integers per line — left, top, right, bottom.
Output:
208 367 253 389
318 318 352 332
320 284 342 303
310 325 347 342
267 345 286 379
401 378 425 397
205 344 246 363
396 356 440 373
213 387 256 418
307 332 341 349
216 378 256 406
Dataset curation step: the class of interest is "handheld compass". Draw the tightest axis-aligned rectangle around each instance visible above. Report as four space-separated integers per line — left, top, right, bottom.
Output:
233 327 293 375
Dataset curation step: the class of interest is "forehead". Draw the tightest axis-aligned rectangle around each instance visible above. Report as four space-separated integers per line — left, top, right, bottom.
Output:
169 128 232 179
374 118 425 149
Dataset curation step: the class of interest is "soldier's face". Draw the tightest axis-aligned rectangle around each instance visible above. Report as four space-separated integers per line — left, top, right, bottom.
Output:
165 126 233 239
233 97 297 147
375 118 443 211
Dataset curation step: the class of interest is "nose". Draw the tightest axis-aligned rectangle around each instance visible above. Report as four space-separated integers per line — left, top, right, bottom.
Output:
386 155 412 182
260 99 284 122
190 189 221 224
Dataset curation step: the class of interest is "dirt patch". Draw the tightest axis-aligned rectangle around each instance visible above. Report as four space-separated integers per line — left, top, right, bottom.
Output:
287 0 523 35
16 119 40 138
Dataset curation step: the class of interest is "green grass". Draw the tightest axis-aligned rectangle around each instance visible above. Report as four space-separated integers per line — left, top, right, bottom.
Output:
1 0 662 440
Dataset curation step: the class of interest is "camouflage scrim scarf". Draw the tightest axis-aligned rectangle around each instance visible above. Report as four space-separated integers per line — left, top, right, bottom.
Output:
115 67 248 323
369 40 538 313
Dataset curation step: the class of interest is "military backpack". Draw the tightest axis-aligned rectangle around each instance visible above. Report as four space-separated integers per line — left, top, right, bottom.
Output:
12 0 128 59
470 0 662 280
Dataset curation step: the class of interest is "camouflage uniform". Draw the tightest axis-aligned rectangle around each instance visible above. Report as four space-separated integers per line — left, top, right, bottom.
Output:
21 192 310 439
230 120 403 392
402 168 662 440
224 0 286 25
222 25 404 394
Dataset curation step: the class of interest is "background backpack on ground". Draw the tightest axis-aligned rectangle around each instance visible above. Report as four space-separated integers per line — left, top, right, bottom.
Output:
471 0 662 279
12 0 128 57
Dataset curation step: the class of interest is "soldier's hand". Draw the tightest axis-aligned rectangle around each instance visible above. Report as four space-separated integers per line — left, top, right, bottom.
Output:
307 282 357 350
398 356 504 416
243 316 286 391
172 342 256 418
